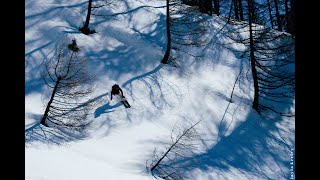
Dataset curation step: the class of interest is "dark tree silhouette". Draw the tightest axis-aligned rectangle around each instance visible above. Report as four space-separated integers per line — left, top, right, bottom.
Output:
245 0 295 115
287 0 295 36
80 0 93 35
161 0 172 64
40 39 95 127
247 0 260 112
213 0 220 15
233 0 239 20
231 0 243 21
162 0 211 66
79 0 114 35
238 0 244 20
162 0 210 65
199 0 213 15
182 0 213 15
211 0 295 116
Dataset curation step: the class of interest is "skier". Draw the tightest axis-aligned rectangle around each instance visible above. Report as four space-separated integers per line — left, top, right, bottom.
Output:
110 84 131 108
111 84 123 100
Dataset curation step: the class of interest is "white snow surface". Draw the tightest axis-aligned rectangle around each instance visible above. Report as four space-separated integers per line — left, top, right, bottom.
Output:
25 0 295 179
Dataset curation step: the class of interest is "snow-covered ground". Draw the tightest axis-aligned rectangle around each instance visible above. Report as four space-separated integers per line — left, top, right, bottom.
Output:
25 0 295 179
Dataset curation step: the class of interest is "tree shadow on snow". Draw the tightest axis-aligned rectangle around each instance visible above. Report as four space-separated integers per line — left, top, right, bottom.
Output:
136 81 294 179
25 1 87 20
85 10 167 80
25 121 88 146
179 45 295 179
122 63 182 111
181 107 294 179
25 93 112 146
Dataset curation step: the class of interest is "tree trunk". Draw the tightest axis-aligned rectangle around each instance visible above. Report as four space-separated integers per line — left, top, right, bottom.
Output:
198 0 212 15
213 0 220 16
161 0 171 64
40 77 61 127
284 0 289 31
274 0 282 31
81 0 93 35
238 0 244 21
287 0 295 35
247 0 260 113
233 0 239 20
266 0 274 29
251 0 257 23
204 0 213 16
84 0 92 29
228 0 234 23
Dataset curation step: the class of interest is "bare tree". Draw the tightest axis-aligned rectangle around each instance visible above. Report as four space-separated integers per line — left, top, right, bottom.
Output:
40 39 95 127
245 0 294 115
228 0 260 24
211 0 295 116
162 0 209 65
243 0 294 34
79 0 114 35
146 119 203 179
162 0 211 66
247 0 260 112
250 28 295 116
231 0 243 21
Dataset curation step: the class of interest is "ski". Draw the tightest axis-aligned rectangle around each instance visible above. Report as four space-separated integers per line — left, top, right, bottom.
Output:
121 100 131 108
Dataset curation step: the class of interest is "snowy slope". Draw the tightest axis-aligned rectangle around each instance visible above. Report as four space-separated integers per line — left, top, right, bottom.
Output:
25 0 295 179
